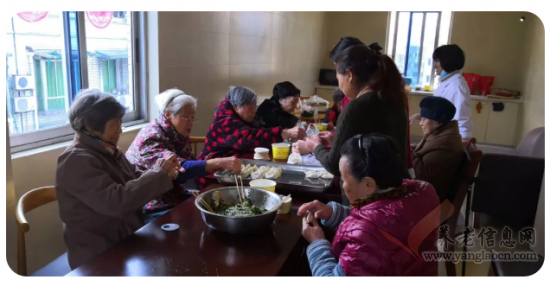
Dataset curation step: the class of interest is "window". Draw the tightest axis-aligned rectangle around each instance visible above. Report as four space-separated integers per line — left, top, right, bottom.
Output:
6 11 146 151
386 11 453 88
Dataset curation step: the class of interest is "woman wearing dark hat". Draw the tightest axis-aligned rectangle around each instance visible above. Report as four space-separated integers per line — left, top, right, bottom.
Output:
255 81 301 129
412 96 464 203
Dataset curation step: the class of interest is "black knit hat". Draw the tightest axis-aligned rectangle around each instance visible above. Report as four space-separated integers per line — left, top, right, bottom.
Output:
419 96 456 124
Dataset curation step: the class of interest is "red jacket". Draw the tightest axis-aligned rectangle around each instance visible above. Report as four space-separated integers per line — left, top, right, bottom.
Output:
332 180 439 276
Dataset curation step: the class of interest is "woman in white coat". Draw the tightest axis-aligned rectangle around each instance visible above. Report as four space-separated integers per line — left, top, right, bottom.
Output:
411 44 472 139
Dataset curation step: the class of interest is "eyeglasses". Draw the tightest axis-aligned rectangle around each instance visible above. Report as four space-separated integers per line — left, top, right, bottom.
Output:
177 114 199 124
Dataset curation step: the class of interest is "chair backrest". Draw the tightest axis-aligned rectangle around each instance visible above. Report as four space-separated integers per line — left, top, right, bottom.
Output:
189 136 206 158
472 153 545 229
516 127 544 158
16 186 57 276
447 139 483 230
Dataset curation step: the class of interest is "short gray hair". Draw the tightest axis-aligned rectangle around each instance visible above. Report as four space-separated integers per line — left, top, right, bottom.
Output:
155 88 197 115
226 86 257 107
69 89 125 133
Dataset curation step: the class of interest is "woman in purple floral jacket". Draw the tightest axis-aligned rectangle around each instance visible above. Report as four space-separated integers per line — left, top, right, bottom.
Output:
126 89 241 223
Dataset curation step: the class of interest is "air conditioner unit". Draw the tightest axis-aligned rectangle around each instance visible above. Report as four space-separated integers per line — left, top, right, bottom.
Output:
14 75 35 90
14 97 37 113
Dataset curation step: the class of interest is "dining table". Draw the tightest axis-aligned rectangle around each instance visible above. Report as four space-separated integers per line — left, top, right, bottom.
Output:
65 184 315 276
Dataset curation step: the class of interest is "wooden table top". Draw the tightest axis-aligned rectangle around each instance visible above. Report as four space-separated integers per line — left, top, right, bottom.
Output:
66 185 308 276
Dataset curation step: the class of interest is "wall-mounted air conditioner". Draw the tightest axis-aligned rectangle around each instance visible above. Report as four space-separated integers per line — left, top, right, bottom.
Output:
14 75 35 90
14 97 37 113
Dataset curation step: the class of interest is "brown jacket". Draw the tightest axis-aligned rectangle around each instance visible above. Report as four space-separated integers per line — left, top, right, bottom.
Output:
412 121 464 202
55 132 173 269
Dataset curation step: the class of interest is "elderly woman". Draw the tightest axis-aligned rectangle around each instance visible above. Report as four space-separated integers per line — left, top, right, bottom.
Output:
255 81 301 129
198 86 305 163
298 134 440 276
56 89 180 270
412 96 464 203
126 89 242 223
293 45 410 205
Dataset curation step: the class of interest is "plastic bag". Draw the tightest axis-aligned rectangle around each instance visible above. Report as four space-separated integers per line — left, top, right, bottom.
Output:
306 123 319 137
287 153 303 165
303 95 329 107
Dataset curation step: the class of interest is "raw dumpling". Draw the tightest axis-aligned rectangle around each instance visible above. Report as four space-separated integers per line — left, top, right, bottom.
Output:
320 172 334 179
265 167 282 179
305 171 320 179
258 166 271 173
250 170 263 180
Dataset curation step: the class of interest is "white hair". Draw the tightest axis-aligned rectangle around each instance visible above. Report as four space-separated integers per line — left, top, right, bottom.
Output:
155 88 197 115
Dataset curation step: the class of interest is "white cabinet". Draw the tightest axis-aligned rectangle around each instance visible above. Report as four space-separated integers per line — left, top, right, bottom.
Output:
409 94 521 146
471 100 490 142
485 102 520 146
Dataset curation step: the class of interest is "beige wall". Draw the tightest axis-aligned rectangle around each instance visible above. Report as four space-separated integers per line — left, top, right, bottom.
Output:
451 12 528 91
157 12 326 136
322 12 390 68
517 13 545 143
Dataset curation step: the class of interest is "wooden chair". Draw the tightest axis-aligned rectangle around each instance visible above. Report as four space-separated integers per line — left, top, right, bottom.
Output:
444 138 483 276
190 136 206 157
16 186 67 276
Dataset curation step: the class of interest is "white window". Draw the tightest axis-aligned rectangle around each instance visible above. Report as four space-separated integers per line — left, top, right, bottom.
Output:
6 11 146 152
386 11 453 89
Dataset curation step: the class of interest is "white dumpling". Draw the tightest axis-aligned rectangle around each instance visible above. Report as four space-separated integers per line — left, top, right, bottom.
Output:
305 171 320 179
265 170 277 179
321 172 334 179
250 170 263 180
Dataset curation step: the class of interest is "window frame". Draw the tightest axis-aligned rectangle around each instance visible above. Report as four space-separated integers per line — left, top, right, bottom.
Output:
387 11 452 88
8 11 148 153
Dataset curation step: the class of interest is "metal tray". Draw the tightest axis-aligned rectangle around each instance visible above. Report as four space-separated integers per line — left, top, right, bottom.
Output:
213 159 333 193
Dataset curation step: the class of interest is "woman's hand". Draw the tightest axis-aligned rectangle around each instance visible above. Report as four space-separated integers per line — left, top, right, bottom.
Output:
318 131 334 148
156 154 181 179
302 215 325 243
218 156 242 173
292 140 312 155
307 136 322 151
409 113 421 126
327 121 335 131
297 200 333 221
205 156 242 173
283 126 306 140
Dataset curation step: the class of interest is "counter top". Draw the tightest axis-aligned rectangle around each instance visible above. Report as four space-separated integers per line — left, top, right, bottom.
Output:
315 84 523 103
409 91 523 103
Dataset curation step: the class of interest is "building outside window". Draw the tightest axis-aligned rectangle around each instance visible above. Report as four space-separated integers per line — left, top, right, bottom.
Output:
6 11 144 150
386 11 453 89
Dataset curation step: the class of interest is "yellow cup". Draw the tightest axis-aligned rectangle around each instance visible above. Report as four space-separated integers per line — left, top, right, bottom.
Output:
315 123 328 131
278 195 292 214
272 143 291 160
249 179 277 192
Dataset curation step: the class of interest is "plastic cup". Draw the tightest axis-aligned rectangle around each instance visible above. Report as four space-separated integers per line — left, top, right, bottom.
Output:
249 179 277 192
272 143 291 160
